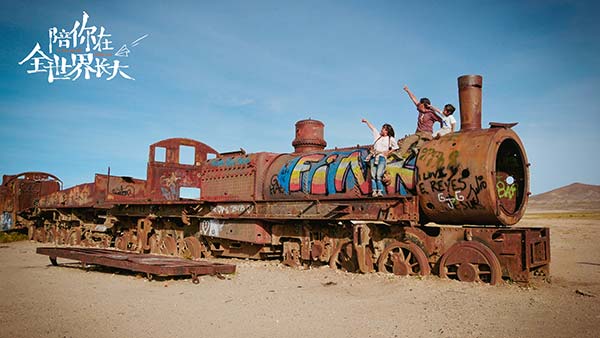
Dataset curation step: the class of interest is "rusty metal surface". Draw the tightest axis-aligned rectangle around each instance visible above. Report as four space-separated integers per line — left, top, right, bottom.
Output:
457 75 483 131
38 174 149 209
403 225 550 283
200 152 259 201
415 127 529 226
197 219 272 244
485 227 550 283
38 182 97 208
146 138 217 201
36 247 235 283
100 174 147 202
1 172 61 230
292 119 327 153
199 197 419 223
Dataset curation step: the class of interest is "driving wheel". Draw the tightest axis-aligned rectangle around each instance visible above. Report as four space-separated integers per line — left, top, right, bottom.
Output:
438 241 502 285
377 241 430 276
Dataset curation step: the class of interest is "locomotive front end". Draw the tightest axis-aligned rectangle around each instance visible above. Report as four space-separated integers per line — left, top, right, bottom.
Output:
416 75 529 226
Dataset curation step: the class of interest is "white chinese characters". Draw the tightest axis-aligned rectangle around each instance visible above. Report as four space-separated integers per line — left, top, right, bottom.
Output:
18 11 146 83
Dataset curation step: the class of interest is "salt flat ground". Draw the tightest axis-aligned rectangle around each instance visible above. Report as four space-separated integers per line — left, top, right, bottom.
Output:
1 213 599 338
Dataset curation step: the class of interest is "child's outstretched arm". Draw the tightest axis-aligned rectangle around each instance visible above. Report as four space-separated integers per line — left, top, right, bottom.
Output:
403 86 419 106
361 118 378 134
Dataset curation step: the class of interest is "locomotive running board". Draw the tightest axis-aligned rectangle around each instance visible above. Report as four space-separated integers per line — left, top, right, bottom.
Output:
36 247 236 284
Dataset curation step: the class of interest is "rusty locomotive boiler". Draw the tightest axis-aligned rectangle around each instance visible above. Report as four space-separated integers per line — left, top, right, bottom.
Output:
11 75 550 285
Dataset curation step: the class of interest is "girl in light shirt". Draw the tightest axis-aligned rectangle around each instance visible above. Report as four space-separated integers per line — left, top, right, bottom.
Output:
362 118 398 197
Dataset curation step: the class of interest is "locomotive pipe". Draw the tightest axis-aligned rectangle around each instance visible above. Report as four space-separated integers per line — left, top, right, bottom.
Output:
458 75 483 131
292 119 327 153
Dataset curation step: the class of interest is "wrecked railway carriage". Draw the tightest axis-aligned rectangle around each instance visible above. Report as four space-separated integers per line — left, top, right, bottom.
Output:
4 75 550 285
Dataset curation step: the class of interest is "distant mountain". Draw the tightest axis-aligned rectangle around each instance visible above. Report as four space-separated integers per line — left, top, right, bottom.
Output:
528 183 600 211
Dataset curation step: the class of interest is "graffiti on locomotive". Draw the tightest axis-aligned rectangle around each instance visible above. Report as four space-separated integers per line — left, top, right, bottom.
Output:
417 147 489 210
271 149 417 196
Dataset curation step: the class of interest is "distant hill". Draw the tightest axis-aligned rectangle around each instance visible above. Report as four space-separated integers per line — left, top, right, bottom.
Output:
528 183 600 211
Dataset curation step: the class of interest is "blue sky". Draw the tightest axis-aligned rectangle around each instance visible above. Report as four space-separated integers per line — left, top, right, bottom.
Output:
1 0 598 194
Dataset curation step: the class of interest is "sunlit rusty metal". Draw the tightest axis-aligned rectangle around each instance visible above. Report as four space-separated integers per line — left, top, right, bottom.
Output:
458 74 483 131
292 119 327 153
0 172 61 231
415 126 529 225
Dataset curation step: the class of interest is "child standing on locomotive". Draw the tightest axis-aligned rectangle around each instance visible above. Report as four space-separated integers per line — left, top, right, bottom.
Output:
361 118 398 197
393 86 443 162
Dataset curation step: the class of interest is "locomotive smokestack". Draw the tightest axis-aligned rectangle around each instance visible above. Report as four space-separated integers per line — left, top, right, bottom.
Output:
292 119 327 153
458 75 483 131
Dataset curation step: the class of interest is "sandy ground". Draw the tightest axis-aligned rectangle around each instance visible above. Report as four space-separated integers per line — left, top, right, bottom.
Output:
1 215 599 338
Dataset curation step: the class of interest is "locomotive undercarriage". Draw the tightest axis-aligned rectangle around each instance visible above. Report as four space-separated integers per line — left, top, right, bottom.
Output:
24 198 551 285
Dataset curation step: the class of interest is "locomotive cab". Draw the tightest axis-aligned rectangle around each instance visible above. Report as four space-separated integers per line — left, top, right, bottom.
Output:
146 138 218 200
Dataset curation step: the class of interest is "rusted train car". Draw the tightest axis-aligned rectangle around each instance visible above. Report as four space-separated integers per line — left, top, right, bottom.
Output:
11 75 550 285
0 172 61 231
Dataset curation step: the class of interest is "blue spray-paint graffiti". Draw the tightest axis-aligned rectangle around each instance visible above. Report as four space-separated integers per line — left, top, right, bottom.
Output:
273 149 417 196
209 157 251 167
276 150 370 195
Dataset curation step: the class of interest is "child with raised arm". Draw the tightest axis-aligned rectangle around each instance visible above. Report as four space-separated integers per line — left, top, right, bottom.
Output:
432 104 457 138
393 86 443 162
361 118 398 197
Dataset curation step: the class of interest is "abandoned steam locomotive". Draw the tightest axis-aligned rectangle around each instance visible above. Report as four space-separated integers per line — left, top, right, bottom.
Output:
1 75 550 285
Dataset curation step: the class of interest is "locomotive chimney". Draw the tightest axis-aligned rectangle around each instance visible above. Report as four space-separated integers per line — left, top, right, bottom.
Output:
292 119 327 153
457 75 483 131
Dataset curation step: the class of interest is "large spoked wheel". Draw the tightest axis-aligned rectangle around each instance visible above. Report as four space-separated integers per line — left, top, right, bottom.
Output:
149 234 177 256
377 241 430 276
177 237 201 259
161 236 177 256
438 241 502 285
329 239 359 273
